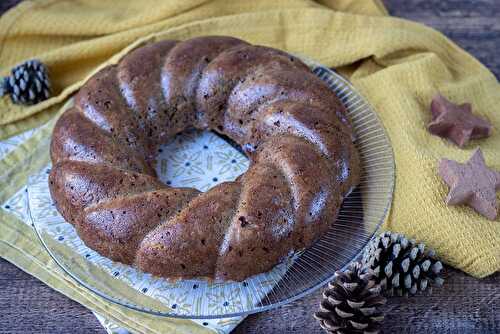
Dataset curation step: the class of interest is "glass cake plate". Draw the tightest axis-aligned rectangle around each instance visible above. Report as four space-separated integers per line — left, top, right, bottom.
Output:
26 59 395 319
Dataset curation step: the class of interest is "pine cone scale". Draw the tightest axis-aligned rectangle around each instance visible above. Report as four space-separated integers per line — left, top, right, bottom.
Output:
328 296 344 306
349 320 369 330
346 300 365 309
335 307 355 319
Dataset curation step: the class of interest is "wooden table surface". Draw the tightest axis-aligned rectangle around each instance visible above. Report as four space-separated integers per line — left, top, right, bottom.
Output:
0 1 499 333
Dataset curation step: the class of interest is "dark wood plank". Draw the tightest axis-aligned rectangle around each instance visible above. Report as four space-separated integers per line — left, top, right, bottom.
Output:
0 258 104 334
385 0 500 79
1 1 499 333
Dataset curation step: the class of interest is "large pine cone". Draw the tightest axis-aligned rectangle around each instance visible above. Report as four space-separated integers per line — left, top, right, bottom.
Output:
314 262 386 334
362 231 444 296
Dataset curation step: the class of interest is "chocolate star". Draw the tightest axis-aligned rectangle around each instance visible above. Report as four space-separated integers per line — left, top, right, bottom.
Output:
439 148 500 220
428 94 492 147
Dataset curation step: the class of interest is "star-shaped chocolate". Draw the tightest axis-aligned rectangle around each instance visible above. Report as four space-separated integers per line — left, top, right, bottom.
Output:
439 148 500 220
428 94 492 147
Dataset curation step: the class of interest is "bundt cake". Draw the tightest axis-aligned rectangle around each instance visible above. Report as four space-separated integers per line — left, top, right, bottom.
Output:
49 36 360 281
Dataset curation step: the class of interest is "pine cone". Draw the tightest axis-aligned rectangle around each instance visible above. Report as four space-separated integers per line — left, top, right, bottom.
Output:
362 231 444 296
1 59 51 105
314 262 386 334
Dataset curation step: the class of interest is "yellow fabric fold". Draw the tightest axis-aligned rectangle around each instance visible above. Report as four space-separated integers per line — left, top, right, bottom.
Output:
0 0 499 333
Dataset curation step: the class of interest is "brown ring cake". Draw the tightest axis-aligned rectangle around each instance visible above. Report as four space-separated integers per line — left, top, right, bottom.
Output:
49 36 360 281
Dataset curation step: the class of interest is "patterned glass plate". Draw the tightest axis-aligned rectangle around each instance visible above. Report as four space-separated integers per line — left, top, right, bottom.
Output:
26 59 394 319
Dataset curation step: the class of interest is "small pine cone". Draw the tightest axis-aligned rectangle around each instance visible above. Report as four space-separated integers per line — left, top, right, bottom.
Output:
1 59 51 105
314 262 386 334
362 231 444 296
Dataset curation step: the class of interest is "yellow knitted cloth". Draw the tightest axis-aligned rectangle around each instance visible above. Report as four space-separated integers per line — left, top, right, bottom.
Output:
0 1 499 333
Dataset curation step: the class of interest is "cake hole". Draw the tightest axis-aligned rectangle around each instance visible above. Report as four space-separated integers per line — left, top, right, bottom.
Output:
154 129 249 192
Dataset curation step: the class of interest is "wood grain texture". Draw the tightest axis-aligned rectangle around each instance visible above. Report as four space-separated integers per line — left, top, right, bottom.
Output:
386 0 500 79
1 0 499 333
0 258 103 334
